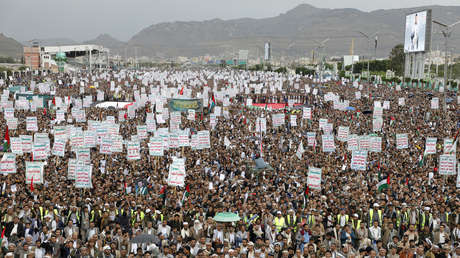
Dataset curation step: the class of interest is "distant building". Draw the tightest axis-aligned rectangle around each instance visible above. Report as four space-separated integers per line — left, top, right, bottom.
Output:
23 44 109 72
23 47 41 69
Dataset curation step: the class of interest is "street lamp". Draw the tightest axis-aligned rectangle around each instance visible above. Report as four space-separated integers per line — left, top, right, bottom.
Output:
432 19 460 92
313 38 329 81
357 31 379 82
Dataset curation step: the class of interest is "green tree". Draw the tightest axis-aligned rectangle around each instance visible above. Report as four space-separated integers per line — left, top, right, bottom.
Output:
389 44 404 76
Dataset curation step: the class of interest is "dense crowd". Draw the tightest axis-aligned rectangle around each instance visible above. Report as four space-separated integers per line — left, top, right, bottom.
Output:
0 68 459 258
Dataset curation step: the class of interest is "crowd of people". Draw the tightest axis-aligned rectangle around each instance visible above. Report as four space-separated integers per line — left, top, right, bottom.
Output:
0 68 459 258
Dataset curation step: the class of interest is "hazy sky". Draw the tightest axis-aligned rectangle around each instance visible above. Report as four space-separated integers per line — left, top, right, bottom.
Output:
1 0 459 42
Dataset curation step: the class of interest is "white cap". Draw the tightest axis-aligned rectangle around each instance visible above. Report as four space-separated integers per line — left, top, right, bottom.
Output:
103 246 111 251
146 209 151 213
373 203 379 207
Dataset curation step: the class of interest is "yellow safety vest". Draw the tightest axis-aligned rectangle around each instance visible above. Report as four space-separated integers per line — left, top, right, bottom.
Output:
90 210 102 222
352 219 361 230
420 213 432 228
274 217 285 232
287 215 298 231
337 214 349 225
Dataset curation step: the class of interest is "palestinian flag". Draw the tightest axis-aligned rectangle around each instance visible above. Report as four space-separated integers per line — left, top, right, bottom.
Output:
3 126 10 152
303 186 309 208
208 94 216 112
159 185 166 199
377 179 388 192
0 226 5 246
181 185 190 205
418 149 427 167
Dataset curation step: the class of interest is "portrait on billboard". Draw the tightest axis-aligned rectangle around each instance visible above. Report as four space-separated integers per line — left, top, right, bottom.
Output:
404 11 427 52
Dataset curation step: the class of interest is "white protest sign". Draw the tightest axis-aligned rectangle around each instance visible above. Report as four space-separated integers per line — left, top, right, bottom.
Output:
111 135 123 153
351 151 368 170
149 136 164 156
100 137 112 155
272 114 284 127
26 117 38 131
127 141 141 160
67 159 77 180
359 135 371 151
373 117 383 132
396 134 408 149
167 157 186 187
370 136 382 153
32 143 47 160
431 97 439 109
302 107 312 120
25 161 45 184
52 138 66 157
307 167 322 190
439 154 456 175
322 135 335 152
0 153 16 174
425 137 437 154
10 137 23 155
444 138 456 154
307 132 316 147
290 115 297 127
187 109 195 121
20 135 32 153
75 162 92 188
178 131 190 147
197 130 211 149
347 134 359 151
337 126 349 142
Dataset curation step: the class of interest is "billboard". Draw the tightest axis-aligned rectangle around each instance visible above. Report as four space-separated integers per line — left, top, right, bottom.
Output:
264 42 271 61
168 99 203 112
404 10 432 53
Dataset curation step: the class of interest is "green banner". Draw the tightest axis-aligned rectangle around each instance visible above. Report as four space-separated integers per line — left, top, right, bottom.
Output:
168 99 203 112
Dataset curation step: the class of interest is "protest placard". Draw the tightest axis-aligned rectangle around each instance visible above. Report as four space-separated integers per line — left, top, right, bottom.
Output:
100 137 112 155
322 135 335 152
25 162 44 184
167 157 186 187
10 137 23 155
337 126 349 142
26 117 38 131
444 138 456 154
67 159 76 180
52 138 66 157
178 131 190 147
351 151 368 170
431 97 439 109
197 130 211 149
396 134 408 149
0 153 16 174
425 137 437 154
127 141 141 160
272 114 284 127
439 154 456 175
302 107 312 120
370 136 382 153
290 115 297 127
307 167 322 190
307 132 316 147
75 162 92 188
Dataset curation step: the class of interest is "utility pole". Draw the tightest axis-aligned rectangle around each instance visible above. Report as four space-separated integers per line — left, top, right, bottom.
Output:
313 39 329 82
433 19 460 109
358 31 379 82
